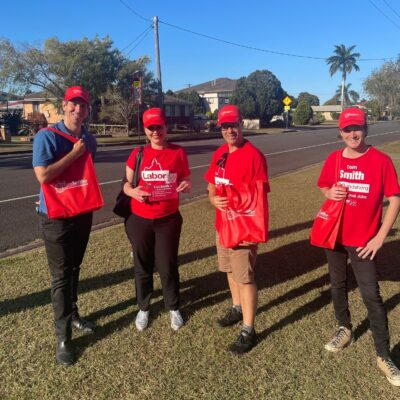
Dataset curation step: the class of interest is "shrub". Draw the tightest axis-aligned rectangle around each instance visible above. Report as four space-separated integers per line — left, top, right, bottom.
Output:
330 112 340 120
0 110 23 134
293 100 312 125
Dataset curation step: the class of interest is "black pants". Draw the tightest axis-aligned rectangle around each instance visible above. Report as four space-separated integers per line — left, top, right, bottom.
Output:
40 212 93 341
325 245 389 357
125 211 183 311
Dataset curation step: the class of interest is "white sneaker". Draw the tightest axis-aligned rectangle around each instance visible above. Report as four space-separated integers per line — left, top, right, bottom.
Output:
170 310 184 331
377 356 400 386
324 326 353 352
135 310 149 331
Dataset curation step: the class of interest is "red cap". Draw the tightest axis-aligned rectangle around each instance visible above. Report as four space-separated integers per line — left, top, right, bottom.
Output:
339 107 366 129
143 107 166 128
218 105 242 126
64 86 90 104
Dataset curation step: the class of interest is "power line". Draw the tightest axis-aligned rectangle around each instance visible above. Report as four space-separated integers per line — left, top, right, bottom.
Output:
125 27 152 56
368 0 400 31
118 0 397 61
121 25 152 53
118 0 151 23
382 0 400 20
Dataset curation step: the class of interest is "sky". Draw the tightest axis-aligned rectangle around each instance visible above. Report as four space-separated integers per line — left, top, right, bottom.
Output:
1 0 400 104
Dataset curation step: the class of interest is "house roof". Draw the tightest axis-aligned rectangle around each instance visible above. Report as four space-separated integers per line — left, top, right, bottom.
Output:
176 78 236 94
23 91 58 102
312 105 342 112
163 95 192 105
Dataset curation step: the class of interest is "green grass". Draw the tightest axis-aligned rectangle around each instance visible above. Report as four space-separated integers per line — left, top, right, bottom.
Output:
1 144 400 399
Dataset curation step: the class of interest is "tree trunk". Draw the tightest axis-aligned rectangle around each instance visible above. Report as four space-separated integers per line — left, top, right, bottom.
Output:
341 72 346 111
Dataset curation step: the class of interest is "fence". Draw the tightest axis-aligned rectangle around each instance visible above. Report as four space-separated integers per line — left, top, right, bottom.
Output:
89 124 129 136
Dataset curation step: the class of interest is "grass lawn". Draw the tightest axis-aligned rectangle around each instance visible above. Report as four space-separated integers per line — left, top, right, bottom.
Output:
1 143 400 399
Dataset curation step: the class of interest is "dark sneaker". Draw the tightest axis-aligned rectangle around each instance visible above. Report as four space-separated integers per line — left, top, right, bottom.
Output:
377 356 400 386
217 307 243 327
324 326 353 353
228 329 258 355
72 316 96 334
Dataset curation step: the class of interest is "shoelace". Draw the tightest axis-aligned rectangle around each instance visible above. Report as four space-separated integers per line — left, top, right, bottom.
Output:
331 328 348 346
383 359 400 376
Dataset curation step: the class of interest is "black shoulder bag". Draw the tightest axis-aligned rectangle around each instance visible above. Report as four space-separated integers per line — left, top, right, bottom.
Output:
113 146 143 219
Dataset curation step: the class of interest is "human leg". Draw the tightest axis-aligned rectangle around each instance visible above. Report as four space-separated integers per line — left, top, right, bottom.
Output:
347 247 389 358
125 213 155 311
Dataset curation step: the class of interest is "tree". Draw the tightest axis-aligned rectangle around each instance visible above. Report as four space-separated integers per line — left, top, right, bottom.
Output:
99 57 158 128
0 110 23 134
326 44 360 110
0 36 123 103
297 92 320 106
230 70 285 125
292 100 313 125
176 90 206 114
364 99 383 121
363 57 400 118
334 83 360 105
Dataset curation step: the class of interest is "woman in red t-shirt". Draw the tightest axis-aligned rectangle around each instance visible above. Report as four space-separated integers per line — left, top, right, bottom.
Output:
316 107 400 385
122 108 191 332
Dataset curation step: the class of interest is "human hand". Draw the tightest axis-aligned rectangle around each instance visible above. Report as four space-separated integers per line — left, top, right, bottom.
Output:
325 184 347 201
71 139 86 158
212 195 229 211
176 180 191 193
356 236 384 260
131 186 151 202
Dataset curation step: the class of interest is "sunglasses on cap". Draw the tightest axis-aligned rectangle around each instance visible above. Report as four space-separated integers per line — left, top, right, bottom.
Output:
221 123 240 131
146 125 164 131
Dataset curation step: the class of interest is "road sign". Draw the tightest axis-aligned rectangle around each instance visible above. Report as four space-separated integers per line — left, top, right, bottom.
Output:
284 105 291 111
283 96 292 106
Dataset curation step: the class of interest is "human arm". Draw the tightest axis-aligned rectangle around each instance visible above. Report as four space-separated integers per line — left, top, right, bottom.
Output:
122 165 150 202
176 176 191 193
319 184 347 201
33 139 86 184
208 183 229 211
356 195 400 260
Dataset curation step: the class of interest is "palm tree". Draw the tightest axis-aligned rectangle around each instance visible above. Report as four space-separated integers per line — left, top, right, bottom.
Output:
326 44 360 110
334 83 360 106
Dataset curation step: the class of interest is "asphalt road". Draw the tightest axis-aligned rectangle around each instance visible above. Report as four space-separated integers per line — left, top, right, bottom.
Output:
1 122 400 255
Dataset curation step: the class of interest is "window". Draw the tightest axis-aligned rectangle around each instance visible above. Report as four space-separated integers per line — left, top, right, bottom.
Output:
32 102 39 112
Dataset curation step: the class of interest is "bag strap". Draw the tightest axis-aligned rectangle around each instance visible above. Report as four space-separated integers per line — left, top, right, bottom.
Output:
133 146 143 187
335 150 341 183
42 127 79 144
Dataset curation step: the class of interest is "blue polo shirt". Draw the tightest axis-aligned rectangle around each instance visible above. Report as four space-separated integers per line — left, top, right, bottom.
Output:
32 120 97 214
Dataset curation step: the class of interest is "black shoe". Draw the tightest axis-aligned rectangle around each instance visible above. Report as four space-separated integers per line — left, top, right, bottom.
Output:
228 329 258 355
72 316 96 333
217 307 243 327
56 341 74 366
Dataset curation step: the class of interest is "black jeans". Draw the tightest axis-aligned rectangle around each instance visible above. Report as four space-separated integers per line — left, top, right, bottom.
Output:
125 211 183 311
325 245 389 357
40 212 93 341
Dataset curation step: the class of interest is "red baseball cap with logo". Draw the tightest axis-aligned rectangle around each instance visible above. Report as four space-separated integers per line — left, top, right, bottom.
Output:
338 107 366 129
143 107 166 128
218 105 242 126
64 86 90 104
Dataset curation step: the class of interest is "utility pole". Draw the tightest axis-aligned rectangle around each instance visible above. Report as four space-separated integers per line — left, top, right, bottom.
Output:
153 16 163 107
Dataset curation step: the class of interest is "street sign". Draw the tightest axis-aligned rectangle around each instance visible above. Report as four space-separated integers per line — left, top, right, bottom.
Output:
284 105 291 111
283 96 292 106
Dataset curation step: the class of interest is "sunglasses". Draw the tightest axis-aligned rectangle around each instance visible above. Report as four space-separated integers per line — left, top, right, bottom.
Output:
216 152 228 168
221 123 240 131
146 125 164 131
342 125 364 133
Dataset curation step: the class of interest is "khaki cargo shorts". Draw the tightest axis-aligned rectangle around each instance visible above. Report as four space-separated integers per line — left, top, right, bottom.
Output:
216 233 258 284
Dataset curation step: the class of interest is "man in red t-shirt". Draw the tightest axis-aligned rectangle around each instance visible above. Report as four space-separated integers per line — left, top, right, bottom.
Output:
316 107 400 386
204 105 269 355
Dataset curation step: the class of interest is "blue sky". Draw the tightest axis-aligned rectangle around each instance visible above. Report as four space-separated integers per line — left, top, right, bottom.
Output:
2 0 400 103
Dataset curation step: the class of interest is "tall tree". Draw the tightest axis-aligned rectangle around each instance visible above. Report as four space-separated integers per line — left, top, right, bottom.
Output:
0 36 123 103
364 57 400 117
334 83 360 105
176 90 206 114
326 44 360 110
297 92 320 106
230 70 285 125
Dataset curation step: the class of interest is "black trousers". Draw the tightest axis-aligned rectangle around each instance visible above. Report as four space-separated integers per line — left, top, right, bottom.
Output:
40 212 93 341
325 245 389 357
125 211 183 311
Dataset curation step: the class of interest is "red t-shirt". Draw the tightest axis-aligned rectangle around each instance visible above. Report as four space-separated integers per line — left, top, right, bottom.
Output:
204 140 270 230
317 147 400 247
126 143 190 219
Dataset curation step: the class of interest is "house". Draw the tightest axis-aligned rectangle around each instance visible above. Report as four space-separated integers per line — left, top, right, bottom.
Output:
176 78 236 113
23 92 62 124
163 95 193 130
311 105 342 121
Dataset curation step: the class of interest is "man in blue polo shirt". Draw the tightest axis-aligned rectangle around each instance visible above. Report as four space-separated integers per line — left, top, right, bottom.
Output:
33 86 97 366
